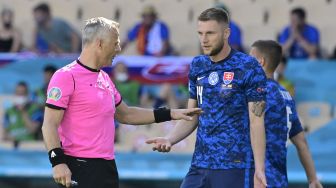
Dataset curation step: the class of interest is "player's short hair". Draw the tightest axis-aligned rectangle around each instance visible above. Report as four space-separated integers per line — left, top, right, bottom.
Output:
34 3 50 15
82 17 119 47
291 7 306 20
252 40 282 72
44 65 57 74
198 8 229 26
17 81 28 94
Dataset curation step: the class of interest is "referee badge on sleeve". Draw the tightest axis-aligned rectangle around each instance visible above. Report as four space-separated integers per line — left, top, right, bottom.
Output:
47 87 62 101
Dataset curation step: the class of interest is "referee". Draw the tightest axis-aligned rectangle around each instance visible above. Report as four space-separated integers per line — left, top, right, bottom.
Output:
42 17 201 188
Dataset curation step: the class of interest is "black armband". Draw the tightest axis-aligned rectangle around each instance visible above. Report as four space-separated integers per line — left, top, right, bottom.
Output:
154 107 172 123
48 148 66 167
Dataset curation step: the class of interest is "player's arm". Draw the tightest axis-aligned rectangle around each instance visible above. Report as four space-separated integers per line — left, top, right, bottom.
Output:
146 99 199 152
42 107 72 188
291 132 322 187
248 101 267 185
115 100 201 125
296 36 318 59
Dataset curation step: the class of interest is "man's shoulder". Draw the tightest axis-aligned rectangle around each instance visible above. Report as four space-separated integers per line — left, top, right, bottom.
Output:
305 24 319 33
52 18 69 26
231 51 259 67
191 55 209 65
279 25 290 35
53 61 78 78
157 20 169 27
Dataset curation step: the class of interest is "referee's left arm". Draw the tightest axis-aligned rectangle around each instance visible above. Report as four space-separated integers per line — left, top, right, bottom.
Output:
115 101 201 125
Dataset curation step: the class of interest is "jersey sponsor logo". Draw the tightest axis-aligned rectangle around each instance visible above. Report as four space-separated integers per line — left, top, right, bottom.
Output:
47 87 62 101
220 84 233 98
223 72 234 85
208 72 219 85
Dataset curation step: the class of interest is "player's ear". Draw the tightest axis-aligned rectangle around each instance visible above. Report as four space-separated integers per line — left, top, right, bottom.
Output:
260 57 266 67
95 38 103 49
223 27 230 40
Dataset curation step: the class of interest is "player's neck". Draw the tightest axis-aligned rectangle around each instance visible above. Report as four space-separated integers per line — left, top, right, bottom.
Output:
79 49 101 70
210 44 231 63
266 71 274 79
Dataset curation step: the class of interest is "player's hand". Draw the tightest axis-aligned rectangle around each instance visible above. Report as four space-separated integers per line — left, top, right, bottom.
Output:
53 163 72 188
309 180 323 188
254 169 267 188
171 108 202 121
146 137 172 152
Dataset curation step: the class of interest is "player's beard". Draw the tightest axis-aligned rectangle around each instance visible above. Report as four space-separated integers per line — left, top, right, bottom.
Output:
208 39 225 57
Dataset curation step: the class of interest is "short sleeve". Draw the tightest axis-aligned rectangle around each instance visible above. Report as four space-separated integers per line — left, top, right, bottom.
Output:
244 59 267 102
160 22 169 40
289 101 304 138
127 23 141 41
188 59 197 99
307 27 319 44
46 70 74 110
278 27 290 44
110 80 122 107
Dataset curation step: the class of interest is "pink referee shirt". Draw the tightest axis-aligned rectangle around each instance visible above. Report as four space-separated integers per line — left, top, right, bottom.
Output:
46 60 122 160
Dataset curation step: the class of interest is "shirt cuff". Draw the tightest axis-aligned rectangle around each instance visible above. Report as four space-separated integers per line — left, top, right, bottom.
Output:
45 103 66 110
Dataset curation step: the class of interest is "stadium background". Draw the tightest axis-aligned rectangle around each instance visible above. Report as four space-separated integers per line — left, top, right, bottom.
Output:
0 0 336 187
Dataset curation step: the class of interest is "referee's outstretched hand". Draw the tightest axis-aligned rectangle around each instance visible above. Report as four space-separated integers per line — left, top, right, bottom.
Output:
170 108 202 121
53 163 72 188
146 137 172 152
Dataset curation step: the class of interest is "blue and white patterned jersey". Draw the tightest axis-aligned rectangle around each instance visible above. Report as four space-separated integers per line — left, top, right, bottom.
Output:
265 79 303 187
189 50 267 169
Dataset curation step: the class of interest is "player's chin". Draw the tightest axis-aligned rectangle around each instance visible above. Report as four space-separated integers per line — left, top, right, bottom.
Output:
202 50 211 56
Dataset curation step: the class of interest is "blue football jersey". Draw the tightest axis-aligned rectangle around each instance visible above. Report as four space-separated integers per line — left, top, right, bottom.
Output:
188 50 267 169
265 79 303 187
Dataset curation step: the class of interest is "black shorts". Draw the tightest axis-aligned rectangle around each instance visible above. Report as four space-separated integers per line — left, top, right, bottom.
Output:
58 155 119 188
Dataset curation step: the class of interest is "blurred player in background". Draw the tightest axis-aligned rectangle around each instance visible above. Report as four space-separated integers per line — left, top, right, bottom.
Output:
250 40 323 188
41 17 201 188
147 8 267 188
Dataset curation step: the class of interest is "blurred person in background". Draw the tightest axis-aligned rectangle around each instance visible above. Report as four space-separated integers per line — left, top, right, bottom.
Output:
274 57 295 96
140 83 179 109
3 81 42 142
122 5 172 56
32 65 57 139
112 61 141 106
33 65 57 106
32 3 80 54
250 40 322 188
0 8 21 52
214 2 243 52
278 7 320 59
